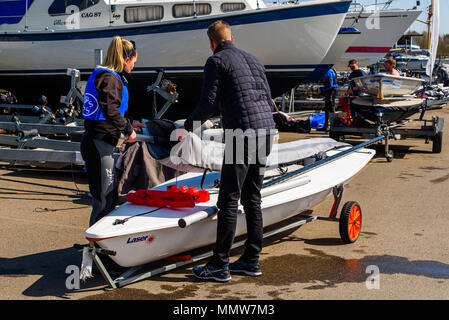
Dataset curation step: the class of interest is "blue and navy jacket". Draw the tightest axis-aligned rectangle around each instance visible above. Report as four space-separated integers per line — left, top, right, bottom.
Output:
83 68 129 120
83 68 134 146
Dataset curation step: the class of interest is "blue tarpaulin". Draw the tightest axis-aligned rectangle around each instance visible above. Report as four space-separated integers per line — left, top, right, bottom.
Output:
308 113 326 129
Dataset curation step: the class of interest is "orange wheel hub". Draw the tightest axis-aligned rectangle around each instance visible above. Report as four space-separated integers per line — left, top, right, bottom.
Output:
348 205 361 241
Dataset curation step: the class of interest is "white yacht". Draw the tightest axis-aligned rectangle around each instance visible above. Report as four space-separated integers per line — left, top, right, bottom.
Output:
335 1 422 69
0 0 351 112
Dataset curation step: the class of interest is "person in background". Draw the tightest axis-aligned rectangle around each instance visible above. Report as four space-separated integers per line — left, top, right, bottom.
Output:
178 20 276 282
347 59 367 97
436 64 449 87
81 36 144 227
318 67 338 131
384 58 400 76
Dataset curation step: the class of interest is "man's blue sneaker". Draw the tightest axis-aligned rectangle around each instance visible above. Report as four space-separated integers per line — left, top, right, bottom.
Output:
192 264 231 282
229 260 262 276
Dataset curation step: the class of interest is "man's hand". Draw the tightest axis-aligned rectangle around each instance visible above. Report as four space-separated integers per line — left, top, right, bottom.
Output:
132 120 146 133
175 127 189 142
124 130 137 143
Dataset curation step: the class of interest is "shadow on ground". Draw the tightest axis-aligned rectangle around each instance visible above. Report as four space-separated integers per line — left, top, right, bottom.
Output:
4 231 449 299
0 247 105 299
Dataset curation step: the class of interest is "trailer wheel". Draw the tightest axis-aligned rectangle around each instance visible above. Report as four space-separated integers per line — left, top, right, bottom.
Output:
432 132 443 154
339 201 362 244
386 150 394 163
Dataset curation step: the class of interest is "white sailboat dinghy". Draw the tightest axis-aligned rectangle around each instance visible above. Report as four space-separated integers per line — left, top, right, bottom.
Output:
82 126 378 288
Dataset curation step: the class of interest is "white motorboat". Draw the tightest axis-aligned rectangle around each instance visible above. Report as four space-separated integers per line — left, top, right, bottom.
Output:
335 2 422 69
85 134 376 268
352 74 425 97
0 0 351 109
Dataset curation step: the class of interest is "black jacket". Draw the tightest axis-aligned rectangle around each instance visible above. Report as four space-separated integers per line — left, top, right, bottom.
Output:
184 41 275 132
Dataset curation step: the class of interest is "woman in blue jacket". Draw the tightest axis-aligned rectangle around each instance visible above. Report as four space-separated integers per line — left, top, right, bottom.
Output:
81 36 140 226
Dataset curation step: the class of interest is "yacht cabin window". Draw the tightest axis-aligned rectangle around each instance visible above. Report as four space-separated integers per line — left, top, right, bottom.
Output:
48 0 100 16
125 6 164 23
220 3 246 12
172 4 212 18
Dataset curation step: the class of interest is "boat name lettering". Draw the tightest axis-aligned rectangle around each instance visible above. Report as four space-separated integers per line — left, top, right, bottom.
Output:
54 19 77 26
81 12 102 18
127 235 150 244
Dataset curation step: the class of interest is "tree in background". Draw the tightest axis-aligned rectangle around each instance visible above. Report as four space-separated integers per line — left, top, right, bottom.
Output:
410 31 449 58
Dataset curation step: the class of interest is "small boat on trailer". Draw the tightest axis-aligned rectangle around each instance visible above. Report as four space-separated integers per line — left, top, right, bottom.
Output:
352 74 425 98
330 74 444 162
82 131 378 289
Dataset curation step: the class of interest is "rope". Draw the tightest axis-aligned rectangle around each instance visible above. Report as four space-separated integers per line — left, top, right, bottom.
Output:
113 205 166 225
34 206 90 213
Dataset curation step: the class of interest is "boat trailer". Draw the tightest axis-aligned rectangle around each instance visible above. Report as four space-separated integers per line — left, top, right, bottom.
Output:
0 68 176 168
76 136 382 290
329 98 445 162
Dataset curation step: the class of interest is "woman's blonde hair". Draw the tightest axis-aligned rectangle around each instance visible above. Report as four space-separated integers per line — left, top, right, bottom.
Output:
101 36 137 72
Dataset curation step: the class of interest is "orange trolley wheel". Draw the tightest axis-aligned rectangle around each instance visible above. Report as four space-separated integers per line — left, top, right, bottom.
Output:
339 201 362 244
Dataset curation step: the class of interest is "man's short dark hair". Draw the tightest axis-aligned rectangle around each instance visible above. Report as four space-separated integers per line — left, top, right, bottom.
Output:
348 59 358 67
207 20 231 44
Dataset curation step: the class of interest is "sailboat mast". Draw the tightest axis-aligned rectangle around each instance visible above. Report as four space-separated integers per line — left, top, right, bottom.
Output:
427 0 433 50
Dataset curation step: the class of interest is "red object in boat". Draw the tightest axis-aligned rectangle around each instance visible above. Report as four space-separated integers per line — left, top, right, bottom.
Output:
338 98 352 126
186 186 198 194
193 190 210 202
166 185 178 192
126 189 195 208
127 186 210 208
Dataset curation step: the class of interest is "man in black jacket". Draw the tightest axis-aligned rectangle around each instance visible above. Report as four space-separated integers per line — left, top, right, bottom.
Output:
181 20 276 282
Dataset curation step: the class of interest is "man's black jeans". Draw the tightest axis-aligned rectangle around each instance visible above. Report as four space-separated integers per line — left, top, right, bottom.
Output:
209 133 273 268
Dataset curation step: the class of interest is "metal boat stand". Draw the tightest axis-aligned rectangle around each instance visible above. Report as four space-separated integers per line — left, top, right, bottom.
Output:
0 69 84 125
0 117 85 166
146 69 179 120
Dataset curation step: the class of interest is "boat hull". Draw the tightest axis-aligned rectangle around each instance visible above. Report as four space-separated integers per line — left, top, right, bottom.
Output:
352 97 424 123
353 74 425 97
85 145 376 267
95 188 330 267
335 9 422 69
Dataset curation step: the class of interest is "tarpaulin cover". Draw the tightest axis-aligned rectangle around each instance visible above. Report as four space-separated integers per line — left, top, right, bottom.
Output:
154 133 348 172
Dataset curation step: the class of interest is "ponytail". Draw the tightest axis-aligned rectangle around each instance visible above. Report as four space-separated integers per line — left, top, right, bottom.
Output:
101 36 137 72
